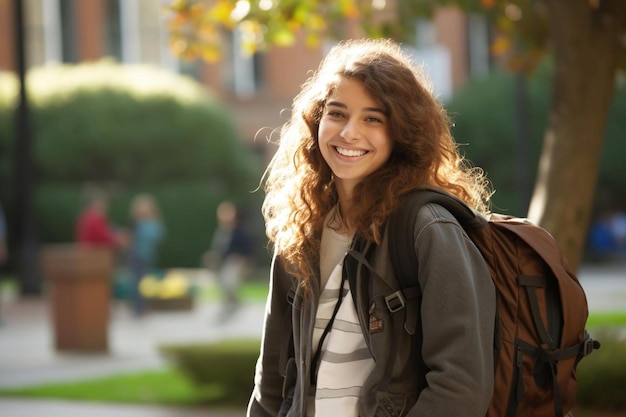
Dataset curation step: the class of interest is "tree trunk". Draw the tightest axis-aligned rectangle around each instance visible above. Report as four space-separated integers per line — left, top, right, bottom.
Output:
528 0 625 270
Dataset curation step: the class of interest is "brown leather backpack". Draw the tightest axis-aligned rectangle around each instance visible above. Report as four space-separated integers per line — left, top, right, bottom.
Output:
386 188 600 417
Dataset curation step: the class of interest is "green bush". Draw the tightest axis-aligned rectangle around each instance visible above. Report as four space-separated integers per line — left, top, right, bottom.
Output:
0 61 259 187
445 60 626 216
597 81 626 208
0 61 265 268
576 330 626 410
160 338 261 404
445 67 546 214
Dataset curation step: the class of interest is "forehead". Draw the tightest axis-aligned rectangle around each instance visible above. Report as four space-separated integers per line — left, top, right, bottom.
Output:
325 77 380 107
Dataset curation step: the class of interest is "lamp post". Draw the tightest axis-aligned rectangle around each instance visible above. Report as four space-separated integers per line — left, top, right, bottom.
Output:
13 0 40 295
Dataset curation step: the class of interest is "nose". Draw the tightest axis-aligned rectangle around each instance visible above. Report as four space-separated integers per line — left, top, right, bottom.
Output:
340 118 361 141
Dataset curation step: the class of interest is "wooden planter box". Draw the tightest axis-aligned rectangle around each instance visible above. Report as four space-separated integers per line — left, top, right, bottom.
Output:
41 244 114 353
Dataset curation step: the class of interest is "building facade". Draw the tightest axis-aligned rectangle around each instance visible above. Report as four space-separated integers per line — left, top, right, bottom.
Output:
0 0 492 158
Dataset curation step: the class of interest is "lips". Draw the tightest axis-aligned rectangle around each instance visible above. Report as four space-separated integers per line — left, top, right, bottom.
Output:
335 146 367 157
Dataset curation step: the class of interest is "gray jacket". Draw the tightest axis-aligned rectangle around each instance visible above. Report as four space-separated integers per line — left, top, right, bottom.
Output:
248 203 496 417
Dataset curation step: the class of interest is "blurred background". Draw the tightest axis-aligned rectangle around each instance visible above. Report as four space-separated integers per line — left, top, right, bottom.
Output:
1 0 625 290
0 0 624 416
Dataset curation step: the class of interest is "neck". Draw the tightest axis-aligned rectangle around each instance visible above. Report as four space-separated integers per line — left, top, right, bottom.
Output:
335 201 353 234
335 180 355 233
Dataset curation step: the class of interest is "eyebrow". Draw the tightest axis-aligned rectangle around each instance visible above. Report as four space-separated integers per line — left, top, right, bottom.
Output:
326 100 387 116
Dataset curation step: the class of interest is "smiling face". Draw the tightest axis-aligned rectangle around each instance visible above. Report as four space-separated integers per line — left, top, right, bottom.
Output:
318 77 393 201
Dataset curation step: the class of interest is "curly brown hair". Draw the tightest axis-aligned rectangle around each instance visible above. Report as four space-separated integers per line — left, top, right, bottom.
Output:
261 38 492 286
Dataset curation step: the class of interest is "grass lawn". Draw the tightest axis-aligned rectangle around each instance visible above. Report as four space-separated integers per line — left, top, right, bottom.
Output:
586 311 626 327
1 367 624 416
198 280 269 303
0 368 233 407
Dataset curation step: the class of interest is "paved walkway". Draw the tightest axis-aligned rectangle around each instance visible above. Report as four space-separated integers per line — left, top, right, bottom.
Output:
0 397 241 417
0 272 266 417
0 298 265 389
0 263 624 416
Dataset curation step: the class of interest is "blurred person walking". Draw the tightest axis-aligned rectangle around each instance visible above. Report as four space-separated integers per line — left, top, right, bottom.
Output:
75 191 126 248
128 194 165 316
204 201 253 320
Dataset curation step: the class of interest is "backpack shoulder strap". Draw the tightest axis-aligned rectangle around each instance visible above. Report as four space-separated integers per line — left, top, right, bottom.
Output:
385 188 487 335
387 188 484 291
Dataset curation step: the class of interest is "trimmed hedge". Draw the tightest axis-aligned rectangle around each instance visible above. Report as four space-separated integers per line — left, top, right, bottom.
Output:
576 330 626 410
1 61 258 186
160 338 260 404
0 61 265 268
160 333 626 411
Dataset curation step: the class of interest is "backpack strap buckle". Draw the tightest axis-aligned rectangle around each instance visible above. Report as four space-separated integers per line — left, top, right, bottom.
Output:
385 291 406 313
582 337 600 357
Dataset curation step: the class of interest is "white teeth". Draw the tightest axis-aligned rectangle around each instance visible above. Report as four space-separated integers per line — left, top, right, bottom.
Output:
336 147 366 157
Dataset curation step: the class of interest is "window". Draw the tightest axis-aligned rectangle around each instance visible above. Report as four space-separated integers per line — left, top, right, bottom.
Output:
104 0 122 60
229 28 264 99
59 0 77 63
467 14 492 77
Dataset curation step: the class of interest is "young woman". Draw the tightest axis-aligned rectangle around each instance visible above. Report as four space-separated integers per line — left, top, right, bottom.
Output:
248 38 496 417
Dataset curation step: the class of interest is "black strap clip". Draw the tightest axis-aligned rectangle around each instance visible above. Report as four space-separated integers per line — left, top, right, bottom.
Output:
385 291 406 313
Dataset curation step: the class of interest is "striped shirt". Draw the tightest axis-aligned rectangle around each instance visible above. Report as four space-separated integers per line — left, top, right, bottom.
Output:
307 217 375 417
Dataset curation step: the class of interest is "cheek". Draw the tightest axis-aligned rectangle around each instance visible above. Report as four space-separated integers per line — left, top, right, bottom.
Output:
317 126 335 152
317 120 330 141
375 133 393 157
318 116 343 135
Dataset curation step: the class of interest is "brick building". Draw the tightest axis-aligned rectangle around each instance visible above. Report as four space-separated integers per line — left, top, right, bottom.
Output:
0 0 493 158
